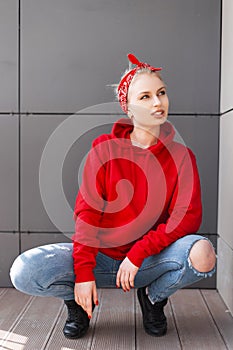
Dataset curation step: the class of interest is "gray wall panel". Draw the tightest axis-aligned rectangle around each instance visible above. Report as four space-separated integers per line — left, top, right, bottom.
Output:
221 0 233 112
62 115 116 213
21 0 220 114
217 237 233 314
218 0 233 310
218 112 233 248
0 1 18 112
21 114 117 232
0 116 18 231
170 116 219 234
21 115 66 232
21 233 71 252
0 233 19 287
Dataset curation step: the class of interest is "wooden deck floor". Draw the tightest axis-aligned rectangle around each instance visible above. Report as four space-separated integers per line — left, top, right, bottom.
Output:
0 288 233 350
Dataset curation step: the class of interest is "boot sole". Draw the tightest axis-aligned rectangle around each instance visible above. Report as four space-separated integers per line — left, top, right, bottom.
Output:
63 328 88 339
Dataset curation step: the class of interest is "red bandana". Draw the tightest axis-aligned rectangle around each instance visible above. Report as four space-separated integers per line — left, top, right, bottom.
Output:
117 53 162 114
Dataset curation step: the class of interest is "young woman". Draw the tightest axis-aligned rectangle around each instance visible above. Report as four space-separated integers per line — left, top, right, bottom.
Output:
10 53 216 339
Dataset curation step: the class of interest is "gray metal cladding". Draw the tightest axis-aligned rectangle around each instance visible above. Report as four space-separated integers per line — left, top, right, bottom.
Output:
0 1 221 287
21 0 221 114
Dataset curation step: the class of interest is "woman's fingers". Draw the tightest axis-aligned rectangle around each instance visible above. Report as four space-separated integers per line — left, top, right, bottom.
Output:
116 270 131 292
129 272 135 288
74 281 98 318
85 298 93 319
116 257 138 291
93 283 99 306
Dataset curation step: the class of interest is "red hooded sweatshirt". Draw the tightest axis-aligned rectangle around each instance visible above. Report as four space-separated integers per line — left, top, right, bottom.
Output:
72 119 202 283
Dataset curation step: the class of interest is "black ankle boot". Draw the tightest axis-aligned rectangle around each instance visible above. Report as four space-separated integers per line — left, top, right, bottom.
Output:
137 287 168 337
63 300 94 339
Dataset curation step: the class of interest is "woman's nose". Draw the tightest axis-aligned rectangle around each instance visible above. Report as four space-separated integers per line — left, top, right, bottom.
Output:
152 95 161 106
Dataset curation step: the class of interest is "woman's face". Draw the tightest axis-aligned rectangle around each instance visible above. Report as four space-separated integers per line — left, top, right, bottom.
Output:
127 73 169 129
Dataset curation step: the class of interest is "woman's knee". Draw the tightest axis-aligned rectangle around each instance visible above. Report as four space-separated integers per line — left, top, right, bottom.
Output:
10 252 33 293
10 243 74 295
189 239 216 273
10 245 45 293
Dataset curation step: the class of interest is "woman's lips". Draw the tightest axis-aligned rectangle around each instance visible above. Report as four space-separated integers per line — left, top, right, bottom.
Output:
151 110 165 118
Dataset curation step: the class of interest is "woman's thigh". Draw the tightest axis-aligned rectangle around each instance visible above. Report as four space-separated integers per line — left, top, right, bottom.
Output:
10 243 122 292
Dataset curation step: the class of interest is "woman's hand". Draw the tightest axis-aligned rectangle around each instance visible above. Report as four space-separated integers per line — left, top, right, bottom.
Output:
116 257 139 292
74 281 98 319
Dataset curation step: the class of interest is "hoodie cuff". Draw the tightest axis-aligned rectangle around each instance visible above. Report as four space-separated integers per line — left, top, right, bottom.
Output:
74 269 95 283
126 248 145 268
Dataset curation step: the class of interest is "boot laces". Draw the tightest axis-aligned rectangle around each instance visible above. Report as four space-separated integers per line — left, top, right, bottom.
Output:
67 305 86 323
148 300 167 324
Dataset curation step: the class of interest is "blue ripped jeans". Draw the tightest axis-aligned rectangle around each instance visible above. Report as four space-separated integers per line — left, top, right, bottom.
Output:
10 235 215 304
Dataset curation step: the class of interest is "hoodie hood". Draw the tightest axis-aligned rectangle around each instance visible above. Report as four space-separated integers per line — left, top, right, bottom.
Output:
111 118 175 154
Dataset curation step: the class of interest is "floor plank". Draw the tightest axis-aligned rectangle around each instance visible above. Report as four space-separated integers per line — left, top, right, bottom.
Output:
1 296 62 350
202 289 233 349
0 289 33 348
91 289 135 350
170 289 227 350
136 293 181 349
44 307 93 350
0 288 232 350
45 290 102 350
0 288 6 297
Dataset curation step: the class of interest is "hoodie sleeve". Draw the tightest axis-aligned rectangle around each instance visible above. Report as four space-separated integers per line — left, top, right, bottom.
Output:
72 139 106 283
126 149 202 267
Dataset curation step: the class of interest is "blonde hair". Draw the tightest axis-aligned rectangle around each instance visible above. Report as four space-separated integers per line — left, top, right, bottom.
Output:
113 67 164 102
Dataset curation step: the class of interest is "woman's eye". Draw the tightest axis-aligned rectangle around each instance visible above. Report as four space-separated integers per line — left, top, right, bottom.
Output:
158 90 166 96
140 94 150 100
